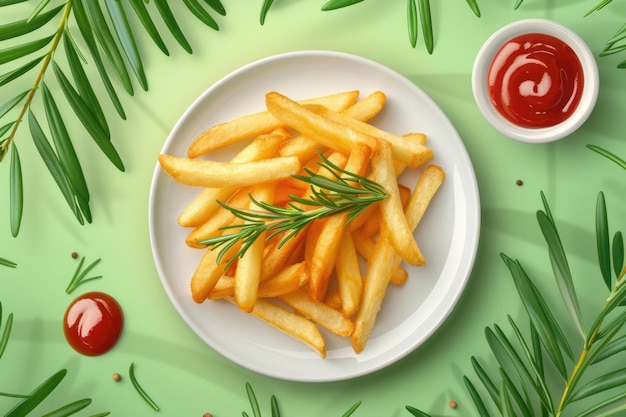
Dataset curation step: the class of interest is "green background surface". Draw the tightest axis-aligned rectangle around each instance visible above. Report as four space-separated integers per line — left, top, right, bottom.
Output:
1 1 626 416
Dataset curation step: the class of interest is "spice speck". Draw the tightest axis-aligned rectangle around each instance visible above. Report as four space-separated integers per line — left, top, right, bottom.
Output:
113 373 121 382
516 179 523 186
202 414 213 417
71 252 78 259
449 400 457 409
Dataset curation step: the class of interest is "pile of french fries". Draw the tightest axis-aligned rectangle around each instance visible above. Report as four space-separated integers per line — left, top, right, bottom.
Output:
158 89 445 357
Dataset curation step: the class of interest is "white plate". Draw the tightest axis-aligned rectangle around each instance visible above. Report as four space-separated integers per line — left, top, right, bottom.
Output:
149 50 480 382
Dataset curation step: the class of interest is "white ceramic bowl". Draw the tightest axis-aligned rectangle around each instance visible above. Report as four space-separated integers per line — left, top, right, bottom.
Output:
472 19 599 144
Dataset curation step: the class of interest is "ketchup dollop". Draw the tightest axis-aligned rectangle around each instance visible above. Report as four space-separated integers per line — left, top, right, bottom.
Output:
63 291 124 356
487 33 584 128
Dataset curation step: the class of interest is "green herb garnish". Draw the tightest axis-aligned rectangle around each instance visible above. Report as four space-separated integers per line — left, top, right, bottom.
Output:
65 256 102 294
199 151 387 269
0 256 17 268
129 362 160 412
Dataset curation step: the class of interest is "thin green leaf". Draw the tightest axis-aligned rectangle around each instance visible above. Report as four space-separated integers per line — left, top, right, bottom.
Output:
28 0 52 23
588 282 626 341
105 0 148 90
245 383 261 417
0 4 64 41
0 91 28 119
613 232 624 276
41 82 91 222
5 369 67 417
500 381 514 417
270 395 280 417
71 0 127 119
9 142 23 237
0 257 17 268
51 61 125 172
600 44 626 57
260 0 274 25
587 144 626 170
499 367 533 417
0 0 29 5
89 413 111 417
502 254 572 376
203 0 226 15
127 0 170 55
471 356 502 412
0 35 53 65
596 191 612 289
418 0 433 54
618 59 626 69
407 0 418 48
63 35 109 137
0 55 44 87
129 362 160 411
183 0 219 30
464 376 492 417
584 0 614 17
83 0 134 95
513 0 524 9
321 0 364 11
537 209 586 340
574 389 626 417
153 0 193 53
405 405 431 417
0 312 13 359
593 334 626 363
570 367 626 403
466 0 481 16
65 256 103 294
41 398 91 417
27 110 83 224
342 401 361 417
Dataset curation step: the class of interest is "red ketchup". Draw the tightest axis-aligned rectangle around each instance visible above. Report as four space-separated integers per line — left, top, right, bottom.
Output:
64 291 124 356
487 33 584 128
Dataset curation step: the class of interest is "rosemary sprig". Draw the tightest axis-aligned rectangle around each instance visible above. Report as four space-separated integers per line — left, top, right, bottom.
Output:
198 151 387 268
0 256 16 268
65 256 102 294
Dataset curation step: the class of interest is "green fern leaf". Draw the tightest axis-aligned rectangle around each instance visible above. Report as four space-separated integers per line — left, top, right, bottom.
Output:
153 0 193 53
128 0 170 55
0 34 53 65
0 3 63 41
0 55 44 87
183 0 219 31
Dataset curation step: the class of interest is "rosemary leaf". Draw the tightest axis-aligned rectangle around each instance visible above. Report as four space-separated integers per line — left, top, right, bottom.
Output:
27 0 52 23
417 0 433 54
499 367 533 417
0 257 17 268
65 256 103 294
41 82 91 221
593 334 626 363
259 0 274 25
129 362 160 411
245 382 261 417
407 0 418 48
51 61 126 172
9 142 22 237
405 405 430 417
0 90 28 118
0 311 13 360
513 0 524 10
471 356 502 412
0 55 45 87
587 144 626 170
28 110 84 225
63 34 109 137
466 0 481 17
321 0 364 11
203 0 226 16
574 390 626 416
183 0 220 31
72 0 127 119
83 0 134 95
596 191 612 289
105 0 149 90
584 0 614 17
0 34 54 65
341 401 361 417
0 0 29 6
569 367 626 403
153 0 193 53
0 3 63 41
613 231 624 277
5 369 67 417
271 394 280 417
127 0 170 55
41 398 92 417
463 376 491 417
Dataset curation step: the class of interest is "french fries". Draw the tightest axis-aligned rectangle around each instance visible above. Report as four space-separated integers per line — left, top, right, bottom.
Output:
158 89 445 357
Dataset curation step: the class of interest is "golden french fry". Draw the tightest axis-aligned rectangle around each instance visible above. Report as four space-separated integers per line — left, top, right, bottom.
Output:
351 228 407 286
190 240 241 304
234 185 274 312
341 90 387 121
244 298 326 358
280 290 354 337
265 91 380 154
188 91 359 158
404 164 446 230
372 141 425 266
178 133 287 227
308 104 433 168
335 230 362 317
158 154 301 188
258 262 308 297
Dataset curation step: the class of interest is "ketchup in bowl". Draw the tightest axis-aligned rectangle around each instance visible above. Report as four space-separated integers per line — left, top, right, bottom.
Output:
64 291 124 356
487 33 584 128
